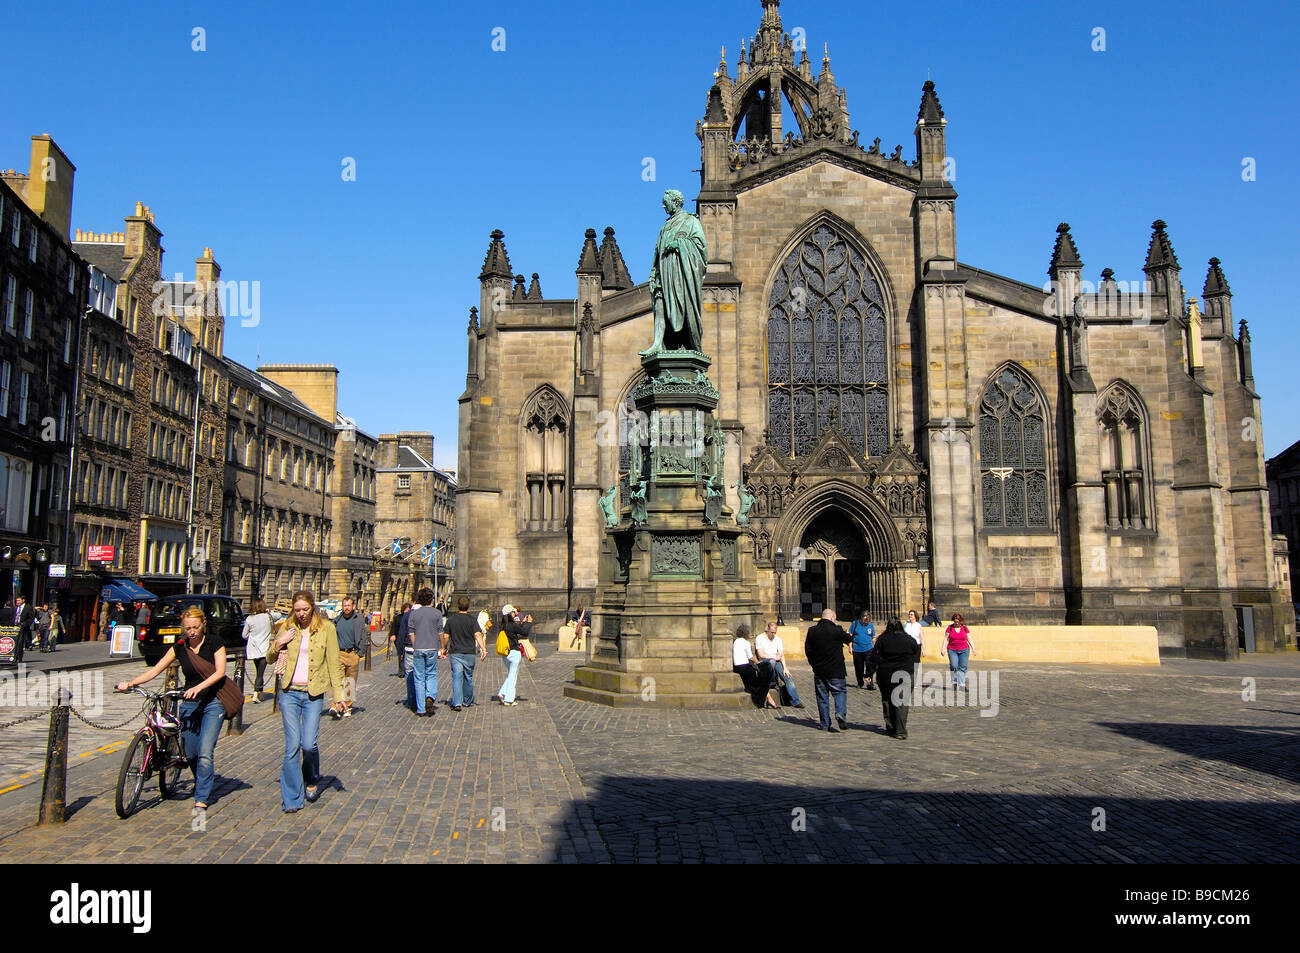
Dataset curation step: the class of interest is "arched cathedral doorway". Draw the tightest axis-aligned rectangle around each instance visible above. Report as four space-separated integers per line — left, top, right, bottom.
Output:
796 507 900 621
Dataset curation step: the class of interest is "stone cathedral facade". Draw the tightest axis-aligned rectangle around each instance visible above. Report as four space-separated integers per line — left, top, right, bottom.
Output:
457 0 1291 658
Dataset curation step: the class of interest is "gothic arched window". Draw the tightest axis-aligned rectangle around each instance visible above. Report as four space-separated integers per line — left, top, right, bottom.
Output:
979 366 1049 529
766 223 888 459
1098 383 1151 530
522 386 569 530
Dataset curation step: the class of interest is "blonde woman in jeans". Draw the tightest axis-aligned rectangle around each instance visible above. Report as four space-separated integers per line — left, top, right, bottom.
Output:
266 590 344 813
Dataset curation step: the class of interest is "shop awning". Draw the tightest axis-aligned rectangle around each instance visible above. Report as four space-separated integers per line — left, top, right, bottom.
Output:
99 577 158 602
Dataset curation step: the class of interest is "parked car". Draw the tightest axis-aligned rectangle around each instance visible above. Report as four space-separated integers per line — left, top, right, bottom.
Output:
139 594 247 667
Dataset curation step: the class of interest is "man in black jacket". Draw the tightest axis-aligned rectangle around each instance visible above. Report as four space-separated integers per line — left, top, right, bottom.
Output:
10 595 33 662
866 616 921 739
804 609 851 732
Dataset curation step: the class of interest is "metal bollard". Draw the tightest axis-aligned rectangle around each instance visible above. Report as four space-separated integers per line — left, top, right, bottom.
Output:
363 637 371 673
38 688 71 825
227 652 246 736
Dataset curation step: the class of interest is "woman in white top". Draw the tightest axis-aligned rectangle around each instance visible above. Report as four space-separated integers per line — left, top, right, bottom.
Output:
904 609 923 646
241 597 273 700
731 623 778 709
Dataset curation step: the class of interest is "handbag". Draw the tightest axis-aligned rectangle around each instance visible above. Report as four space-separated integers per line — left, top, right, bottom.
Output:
181 638 245 718
519 638 537 662
495 630 511 656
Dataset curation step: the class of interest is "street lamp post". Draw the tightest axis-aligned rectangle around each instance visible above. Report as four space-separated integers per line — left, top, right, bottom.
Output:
917 545 930 606
773 548 786 626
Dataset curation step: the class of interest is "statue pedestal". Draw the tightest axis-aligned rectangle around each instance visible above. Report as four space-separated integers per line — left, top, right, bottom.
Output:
566 350 761 708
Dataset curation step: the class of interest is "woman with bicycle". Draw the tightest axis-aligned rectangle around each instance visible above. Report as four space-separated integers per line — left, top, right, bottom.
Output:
115 606 226 817
266 590 345 813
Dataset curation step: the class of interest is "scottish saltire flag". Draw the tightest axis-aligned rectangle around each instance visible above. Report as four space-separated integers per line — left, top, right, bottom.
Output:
391 538 401 555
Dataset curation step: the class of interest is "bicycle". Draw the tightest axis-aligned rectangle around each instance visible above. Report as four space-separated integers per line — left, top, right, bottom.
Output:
113 687 188 819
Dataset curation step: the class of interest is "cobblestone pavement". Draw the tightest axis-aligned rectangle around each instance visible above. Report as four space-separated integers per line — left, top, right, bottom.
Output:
0 647 1297 863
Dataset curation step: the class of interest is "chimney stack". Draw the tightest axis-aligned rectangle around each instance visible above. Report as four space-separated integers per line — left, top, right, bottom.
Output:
24 135 76 239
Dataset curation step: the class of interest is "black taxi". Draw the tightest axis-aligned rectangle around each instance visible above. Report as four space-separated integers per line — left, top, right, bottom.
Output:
139 594 247 667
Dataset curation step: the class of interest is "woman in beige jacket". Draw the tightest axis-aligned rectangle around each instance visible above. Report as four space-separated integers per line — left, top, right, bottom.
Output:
266 591 345 812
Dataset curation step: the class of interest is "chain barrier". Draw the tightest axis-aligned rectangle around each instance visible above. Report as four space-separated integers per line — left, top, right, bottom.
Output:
68 698 149 732
0 709 50 731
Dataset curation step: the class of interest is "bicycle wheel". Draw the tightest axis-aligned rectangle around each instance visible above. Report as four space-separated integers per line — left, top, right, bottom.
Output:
158 733 185 799
115 731 150 819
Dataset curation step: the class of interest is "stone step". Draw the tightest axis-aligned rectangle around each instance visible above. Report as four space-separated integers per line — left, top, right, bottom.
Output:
562 682 751 710
570 665 742 698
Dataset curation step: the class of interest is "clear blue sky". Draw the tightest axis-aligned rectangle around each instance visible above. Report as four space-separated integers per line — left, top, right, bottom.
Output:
6 0 1298 466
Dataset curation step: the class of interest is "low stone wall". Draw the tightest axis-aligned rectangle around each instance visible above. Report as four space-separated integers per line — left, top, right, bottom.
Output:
771 624 1160 666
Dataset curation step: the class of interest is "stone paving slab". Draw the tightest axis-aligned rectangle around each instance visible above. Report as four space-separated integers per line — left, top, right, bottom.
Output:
0 652 602 863
0 647 1296 862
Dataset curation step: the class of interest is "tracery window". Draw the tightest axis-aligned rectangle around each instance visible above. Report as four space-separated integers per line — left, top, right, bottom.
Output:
979 366 1049 529
1098 384 1150 530
522 387 568 530
767 224 889 458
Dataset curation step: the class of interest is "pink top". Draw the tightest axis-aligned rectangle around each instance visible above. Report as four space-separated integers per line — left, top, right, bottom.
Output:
945 624 970 651
290 628 311 686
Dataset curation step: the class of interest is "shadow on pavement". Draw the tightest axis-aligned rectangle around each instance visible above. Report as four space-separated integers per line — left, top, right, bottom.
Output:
547 762 1300 863
1097 722 1300 786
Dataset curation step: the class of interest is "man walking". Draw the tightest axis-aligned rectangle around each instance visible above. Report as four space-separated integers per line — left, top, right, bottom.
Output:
333 596 364 717
804 609 851 732
34 604 51 652
407 588 443 717
389 602 411 676
442 597 486 711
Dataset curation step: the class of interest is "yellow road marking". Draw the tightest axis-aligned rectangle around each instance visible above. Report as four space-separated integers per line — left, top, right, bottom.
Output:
19 773 29 779
0 784 23 795
452 831 459 840
476 817 485 829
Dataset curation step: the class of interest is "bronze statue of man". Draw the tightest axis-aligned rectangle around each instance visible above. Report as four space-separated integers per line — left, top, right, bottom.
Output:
640 189 708 357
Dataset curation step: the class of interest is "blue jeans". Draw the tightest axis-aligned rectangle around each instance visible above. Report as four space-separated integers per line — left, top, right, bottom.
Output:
948 648 969 687
813 676 847 729
278 690 323 810
178 697 224 806
412 649 439 713
450 653 477 707
768 663 801 705
499 650 521 703
405 655 417 710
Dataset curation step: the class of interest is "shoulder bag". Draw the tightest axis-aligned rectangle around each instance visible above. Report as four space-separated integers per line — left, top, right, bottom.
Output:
181 638 245 718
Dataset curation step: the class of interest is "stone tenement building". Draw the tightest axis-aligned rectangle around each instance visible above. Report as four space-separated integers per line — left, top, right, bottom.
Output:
375 432 456 613
158 251 229 596
456 0 1291 657
222 358 336 605
254 365 384 609
0 136 79 614
1267 440 1300 608
73 203 226 615
221 365 439 617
